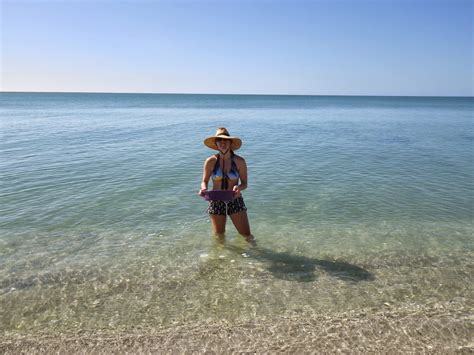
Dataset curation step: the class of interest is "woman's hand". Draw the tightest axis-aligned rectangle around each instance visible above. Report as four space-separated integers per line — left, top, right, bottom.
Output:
232 185 241 198
198 188 207 197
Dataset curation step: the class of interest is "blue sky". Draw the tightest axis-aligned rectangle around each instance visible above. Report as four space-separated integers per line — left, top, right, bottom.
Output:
1 0 472 96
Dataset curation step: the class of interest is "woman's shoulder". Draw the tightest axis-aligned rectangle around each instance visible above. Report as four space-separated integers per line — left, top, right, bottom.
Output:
232 154 246 164
205 154 218 164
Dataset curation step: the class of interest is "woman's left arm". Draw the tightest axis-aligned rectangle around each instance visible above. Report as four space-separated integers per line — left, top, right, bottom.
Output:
234 157 248 194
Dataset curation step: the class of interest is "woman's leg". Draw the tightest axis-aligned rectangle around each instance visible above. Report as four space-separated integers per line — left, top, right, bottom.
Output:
210 214 227 238
229 210 253 241
208 201 227 240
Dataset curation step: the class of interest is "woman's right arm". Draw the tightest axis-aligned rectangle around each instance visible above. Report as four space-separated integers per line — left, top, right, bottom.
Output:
199 157 214 195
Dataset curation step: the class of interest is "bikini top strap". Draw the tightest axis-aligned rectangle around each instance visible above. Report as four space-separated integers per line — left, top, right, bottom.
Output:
230 151 239 175
212 154 220 175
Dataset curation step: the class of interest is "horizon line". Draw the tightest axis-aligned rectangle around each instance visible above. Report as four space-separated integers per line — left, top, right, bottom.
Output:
1 90 473 99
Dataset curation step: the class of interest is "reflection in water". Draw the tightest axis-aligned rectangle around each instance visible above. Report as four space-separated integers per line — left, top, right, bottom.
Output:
222 243 374 283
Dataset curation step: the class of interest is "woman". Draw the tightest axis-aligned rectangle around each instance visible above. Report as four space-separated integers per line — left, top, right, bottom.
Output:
199 128 255 244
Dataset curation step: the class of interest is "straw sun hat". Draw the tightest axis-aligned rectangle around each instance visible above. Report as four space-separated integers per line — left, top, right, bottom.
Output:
204 127 242 151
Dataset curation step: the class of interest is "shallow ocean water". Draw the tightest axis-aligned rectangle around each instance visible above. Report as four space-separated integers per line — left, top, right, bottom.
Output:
0 93 473 336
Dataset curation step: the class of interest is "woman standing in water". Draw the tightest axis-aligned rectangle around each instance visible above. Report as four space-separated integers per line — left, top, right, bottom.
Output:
199 128 255 244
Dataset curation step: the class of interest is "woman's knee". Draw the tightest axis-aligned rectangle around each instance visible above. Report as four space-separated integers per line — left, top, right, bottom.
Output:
214 225 226 234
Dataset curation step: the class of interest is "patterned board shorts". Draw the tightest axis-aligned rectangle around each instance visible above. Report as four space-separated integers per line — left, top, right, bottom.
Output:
208 196 247 216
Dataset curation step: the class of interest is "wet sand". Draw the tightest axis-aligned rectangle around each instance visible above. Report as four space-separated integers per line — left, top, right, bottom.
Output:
2 300 472 354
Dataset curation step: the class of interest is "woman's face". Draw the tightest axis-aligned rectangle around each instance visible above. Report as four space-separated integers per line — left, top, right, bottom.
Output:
216 138 231 153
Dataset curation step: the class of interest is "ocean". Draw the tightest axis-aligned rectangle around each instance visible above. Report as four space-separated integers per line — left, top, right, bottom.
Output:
1 93 473 345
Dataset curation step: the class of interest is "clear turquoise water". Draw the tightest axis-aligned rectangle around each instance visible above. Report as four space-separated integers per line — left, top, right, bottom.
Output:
1 93 473 335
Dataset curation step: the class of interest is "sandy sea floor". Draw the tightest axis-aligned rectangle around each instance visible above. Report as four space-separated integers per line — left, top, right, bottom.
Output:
1 300 473 353
1 238 473 353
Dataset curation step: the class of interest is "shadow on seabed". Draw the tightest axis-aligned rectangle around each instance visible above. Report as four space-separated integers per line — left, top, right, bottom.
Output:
225 244 375 283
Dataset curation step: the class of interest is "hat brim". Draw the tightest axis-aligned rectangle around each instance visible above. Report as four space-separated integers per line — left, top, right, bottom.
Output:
204 135 242 151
